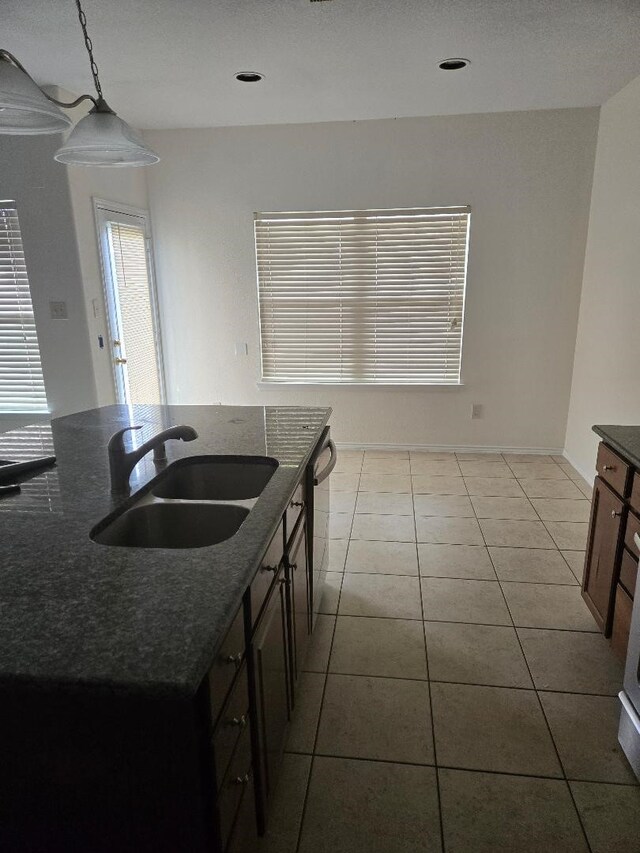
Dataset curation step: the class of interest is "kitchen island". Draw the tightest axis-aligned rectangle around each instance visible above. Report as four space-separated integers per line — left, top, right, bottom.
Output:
0 404 332 852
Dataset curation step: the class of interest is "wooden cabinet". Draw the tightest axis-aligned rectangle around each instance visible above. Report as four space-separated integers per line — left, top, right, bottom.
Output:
582 476 625 635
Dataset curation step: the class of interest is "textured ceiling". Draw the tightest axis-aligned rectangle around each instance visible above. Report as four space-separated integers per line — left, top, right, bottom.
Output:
3 0 640 129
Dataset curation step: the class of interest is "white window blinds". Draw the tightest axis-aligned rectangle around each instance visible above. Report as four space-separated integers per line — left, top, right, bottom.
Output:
255 206 470 384
0 204 48 412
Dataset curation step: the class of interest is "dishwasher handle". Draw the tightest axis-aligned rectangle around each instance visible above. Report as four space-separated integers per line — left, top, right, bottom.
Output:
314 439 337 486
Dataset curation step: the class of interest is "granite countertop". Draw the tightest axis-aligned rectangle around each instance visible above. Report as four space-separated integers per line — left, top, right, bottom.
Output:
0 404 331 697
593 425 640 470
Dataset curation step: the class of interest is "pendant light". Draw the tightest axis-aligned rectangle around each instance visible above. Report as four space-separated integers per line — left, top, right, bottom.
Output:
0 0 158 167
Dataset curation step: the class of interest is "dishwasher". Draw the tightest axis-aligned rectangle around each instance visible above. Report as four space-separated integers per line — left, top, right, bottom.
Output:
305 427 336 627
619 531 640 779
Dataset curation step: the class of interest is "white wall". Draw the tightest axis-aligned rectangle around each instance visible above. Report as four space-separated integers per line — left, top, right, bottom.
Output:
0 134 98 431
146 108 598 449
564 75 640 479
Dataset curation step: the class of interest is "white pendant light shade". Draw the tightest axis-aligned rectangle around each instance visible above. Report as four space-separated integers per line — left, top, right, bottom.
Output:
0 56 72 135
53 109 159 167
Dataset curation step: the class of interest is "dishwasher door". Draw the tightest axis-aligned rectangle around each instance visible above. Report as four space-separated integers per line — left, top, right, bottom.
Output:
307 428 336 628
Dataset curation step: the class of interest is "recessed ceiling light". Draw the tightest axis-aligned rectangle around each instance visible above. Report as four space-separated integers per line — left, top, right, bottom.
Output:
438 58 470 71
235 72 265 83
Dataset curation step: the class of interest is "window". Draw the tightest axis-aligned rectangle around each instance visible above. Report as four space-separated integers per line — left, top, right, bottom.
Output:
255 206 470 385
0 203 48 412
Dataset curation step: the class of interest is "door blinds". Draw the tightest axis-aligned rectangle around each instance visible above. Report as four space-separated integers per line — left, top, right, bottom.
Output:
0 204 48 412
255 206 470 384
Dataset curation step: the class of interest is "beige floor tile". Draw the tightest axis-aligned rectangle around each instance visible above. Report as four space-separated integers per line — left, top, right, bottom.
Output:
575 479 594 499
421 577 511 625
410 459 461 477
519 478 586 499
413 493 474 517
330 616 428 680
551 455 567 463
286 671 325 753
509 462 568 479
489 547 578 584
258 753 312 853
517 628 624 694
502 583 596 631
298 757 442 853
330 491 357 514
464 477 525 497
424 622 532 688
570 781 640 853
431 682 562 776
358 473 412 493
459 461 514 478
339 573 422 619
334 457 364 474
440 770 588 853
335 449 364 460
455 452 504 462
319 572 343 615
355 491 413 515
364 449 409 459
412 474 468 495
316 674 433 764
303 614 335 672
418 544 496 580
331 472 360 492
416 515 484 545
503 453 554 463
544 521 589 550
328 539 348 571
350 512 416 542
561 550 586 583
540 692 637 784
361 457 411 475
471 496 538 520
479 518 556 548
345 539 419 575
329 513 353 539
411 450 457 461
531 498 591 522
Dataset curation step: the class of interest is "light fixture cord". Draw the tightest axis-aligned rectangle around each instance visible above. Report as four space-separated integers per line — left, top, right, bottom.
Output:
75 0 103 99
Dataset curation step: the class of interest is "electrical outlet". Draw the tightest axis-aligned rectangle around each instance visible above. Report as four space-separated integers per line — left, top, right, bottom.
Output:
471 403 483 419
49 300 68 320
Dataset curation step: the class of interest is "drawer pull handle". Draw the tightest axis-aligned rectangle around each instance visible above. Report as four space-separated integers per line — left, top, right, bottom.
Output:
611 510 622 518
228 715 247 729
261 564 278 573
233 773 250 786
225 653 242 667
290 500 304 508
603 464 616 471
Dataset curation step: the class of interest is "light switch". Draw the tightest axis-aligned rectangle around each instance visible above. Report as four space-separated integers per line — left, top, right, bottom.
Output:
235 342 249 357
49 300 68 320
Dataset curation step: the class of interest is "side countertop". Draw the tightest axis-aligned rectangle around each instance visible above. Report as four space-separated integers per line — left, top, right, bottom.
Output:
593 425 640 471
0 404 331 697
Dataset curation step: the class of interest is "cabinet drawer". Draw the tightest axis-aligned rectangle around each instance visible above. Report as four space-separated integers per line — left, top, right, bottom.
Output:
632 473 640 516
620 548 638 599
217 723 253 849
225 771 258 853
212 664 249 789
285 482 305 546
596 443 631 497
611 583 633 661
208 607 245 725
248 522 283 629
624 511 640 559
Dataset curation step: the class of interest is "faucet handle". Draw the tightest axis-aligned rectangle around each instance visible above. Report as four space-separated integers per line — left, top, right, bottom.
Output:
107 425 143 453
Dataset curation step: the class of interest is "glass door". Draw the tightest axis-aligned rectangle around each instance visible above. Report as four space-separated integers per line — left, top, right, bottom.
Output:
94 200 165 406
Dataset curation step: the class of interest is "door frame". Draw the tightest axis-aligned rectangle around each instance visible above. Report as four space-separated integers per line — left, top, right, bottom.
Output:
93 197 166 405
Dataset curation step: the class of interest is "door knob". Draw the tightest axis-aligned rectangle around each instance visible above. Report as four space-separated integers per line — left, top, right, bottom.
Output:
611 510 622 518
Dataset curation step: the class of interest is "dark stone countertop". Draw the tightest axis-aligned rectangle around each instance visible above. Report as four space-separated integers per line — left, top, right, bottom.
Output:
0 405 331 697
593 425 640 471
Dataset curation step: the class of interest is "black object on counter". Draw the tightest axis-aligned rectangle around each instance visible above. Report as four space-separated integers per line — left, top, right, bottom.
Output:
0 455 56 485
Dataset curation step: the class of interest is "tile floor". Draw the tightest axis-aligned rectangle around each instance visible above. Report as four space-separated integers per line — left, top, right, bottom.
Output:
259 450 640 853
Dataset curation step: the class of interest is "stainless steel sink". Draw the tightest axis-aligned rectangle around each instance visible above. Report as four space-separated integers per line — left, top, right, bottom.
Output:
152 455 278 501
92 502 249 549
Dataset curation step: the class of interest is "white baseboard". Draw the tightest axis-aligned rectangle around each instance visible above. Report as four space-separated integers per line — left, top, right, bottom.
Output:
335 442 565 455
561 449 595 486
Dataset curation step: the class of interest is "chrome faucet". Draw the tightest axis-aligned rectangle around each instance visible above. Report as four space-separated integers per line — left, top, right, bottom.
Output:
108 424 198 496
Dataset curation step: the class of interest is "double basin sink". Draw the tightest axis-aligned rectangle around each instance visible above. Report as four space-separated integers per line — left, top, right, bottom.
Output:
92 456 278 549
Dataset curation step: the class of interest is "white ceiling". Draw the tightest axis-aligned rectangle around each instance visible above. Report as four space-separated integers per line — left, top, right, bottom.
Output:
4 0 640 130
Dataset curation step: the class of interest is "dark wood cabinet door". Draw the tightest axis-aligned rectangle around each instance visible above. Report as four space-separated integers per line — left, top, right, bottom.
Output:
254 573 290 806
287 523 309 693
582 476 624 635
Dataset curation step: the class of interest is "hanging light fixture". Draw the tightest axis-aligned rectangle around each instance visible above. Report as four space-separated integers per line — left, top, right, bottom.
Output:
0 0 158 167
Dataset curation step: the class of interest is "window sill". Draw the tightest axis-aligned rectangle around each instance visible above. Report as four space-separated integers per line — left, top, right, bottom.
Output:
256 381 464 389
